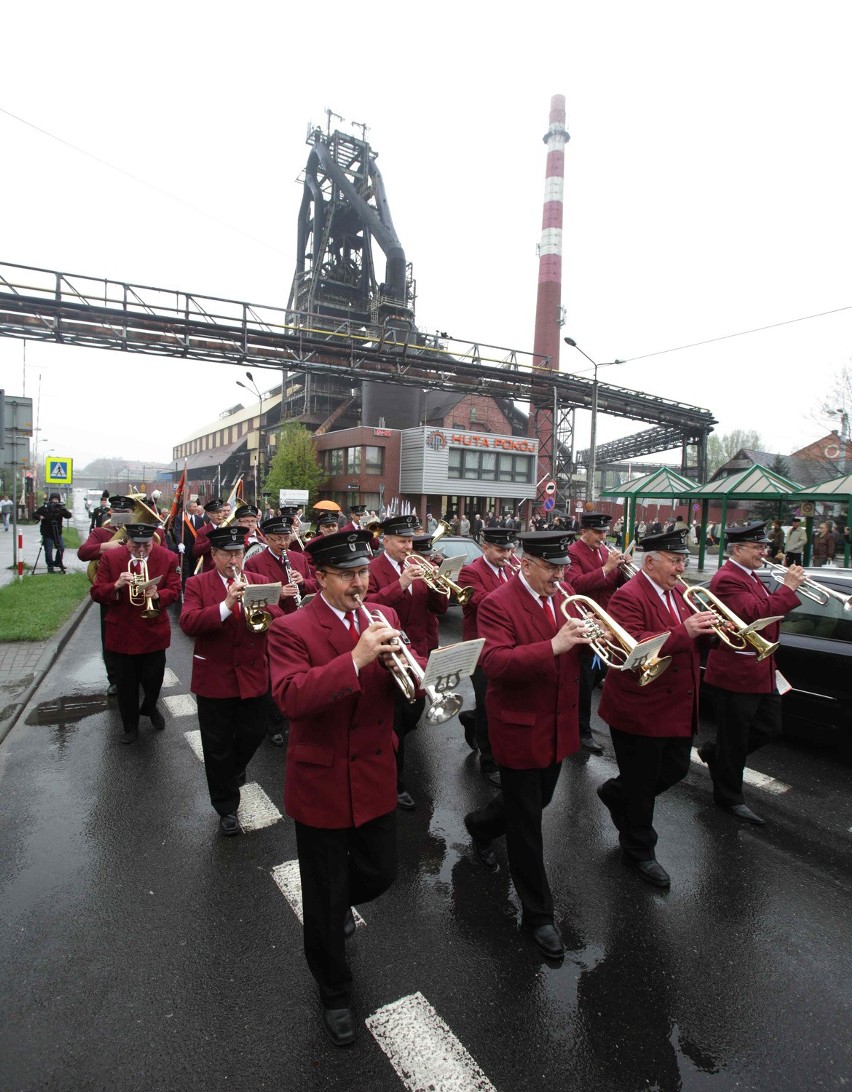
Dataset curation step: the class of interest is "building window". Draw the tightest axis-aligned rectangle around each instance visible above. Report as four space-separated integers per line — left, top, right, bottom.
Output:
329 449 344 475
347 447 362 474
364 446 384 475
448 449 462 480
447 448 533 485
480 451 496 481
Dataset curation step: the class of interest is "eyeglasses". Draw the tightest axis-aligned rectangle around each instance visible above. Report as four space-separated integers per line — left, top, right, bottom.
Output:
323 567 369 581
530 557 567 574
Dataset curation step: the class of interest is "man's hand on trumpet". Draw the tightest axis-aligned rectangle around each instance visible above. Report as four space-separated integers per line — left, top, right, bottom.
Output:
224 577 247 610
352 619 403 672
552 615 596 655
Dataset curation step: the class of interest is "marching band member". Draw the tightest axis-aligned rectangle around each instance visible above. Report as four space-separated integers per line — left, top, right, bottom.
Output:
339 503 368 534
567 512 631 754
699 521 805 825
179 526 283 835
311 512 341 540
597 529 716 888
410 534 442 654
233 503 261 548
457 526 518 786
78 494 137 696
367 514 448 810
463 531 592 960
90 524 181 744
268 530 410 1047
191 498 228 573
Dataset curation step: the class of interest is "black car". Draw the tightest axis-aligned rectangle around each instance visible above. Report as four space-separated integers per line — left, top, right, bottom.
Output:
702 568 852 759
432 536 483 605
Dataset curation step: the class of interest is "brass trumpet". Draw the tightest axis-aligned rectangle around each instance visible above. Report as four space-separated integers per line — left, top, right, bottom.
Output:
557 590 672 686
227 564 273 633
403 554 473 606
127 557 160 619
605 544 641 580
679 583 780 660
352 595 463 725
762 561 852 612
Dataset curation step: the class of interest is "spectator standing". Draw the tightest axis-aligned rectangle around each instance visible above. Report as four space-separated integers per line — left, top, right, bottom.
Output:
784 517 807 566
34 493 72 573
460 514 470 537
0 494 12 531
812 521 836 566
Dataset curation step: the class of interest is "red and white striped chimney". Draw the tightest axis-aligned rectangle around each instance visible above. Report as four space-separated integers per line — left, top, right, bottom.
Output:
530 95 570 484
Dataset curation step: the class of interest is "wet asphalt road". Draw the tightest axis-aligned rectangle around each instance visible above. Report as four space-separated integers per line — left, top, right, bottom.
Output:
0 603 850 1092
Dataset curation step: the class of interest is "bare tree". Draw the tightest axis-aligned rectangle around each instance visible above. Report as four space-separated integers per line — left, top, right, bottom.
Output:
706 430 763 474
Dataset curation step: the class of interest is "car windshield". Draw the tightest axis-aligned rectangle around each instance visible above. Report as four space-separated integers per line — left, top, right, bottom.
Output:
762 571 852 642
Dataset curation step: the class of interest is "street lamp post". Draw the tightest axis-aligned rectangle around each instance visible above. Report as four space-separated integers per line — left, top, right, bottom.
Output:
237 371 263 505
563 338 623 506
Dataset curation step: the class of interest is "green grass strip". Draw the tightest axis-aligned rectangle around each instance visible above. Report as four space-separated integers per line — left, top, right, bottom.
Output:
0 572 90 641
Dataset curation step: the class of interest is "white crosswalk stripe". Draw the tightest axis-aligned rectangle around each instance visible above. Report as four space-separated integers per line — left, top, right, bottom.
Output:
182 730 282 830
270 860 365 929
163 693 198 718
690 747 790 794
161 667 180 688
367 992 495 1091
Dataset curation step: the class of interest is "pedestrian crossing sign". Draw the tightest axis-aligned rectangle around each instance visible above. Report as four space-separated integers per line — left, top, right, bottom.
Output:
45 457 73 484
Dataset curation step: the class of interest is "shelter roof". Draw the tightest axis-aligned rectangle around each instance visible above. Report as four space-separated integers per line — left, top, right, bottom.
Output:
691 463 801 500
601 466 696 498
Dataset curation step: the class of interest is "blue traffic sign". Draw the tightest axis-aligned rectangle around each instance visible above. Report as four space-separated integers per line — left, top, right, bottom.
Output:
543 497 555 511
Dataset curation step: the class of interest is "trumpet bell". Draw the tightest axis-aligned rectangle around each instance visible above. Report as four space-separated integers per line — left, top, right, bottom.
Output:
455 586 473 606
425 690 463 725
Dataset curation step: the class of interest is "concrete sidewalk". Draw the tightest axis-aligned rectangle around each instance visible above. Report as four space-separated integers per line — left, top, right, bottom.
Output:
0 507 95 743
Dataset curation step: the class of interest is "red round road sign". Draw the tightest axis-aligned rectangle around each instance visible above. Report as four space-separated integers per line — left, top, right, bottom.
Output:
545 481 556 495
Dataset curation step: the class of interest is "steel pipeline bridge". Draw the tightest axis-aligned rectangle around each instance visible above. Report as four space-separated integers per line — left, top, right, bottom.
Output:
0 260 716 467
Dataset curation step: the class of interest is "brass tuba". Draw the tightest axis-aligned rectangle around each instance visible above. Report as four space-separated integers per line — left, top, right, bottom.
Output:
557 590 672 686
679 583 781 660
87 495 163 583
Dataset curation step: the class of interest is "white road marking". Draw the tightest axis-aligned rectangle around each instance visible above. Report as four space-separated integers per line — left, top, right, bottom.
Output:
237 783 282 831
184 729 204 762
690 747 790 795
367 992 495 1092
163 693 197 718
162 668 179 688
270 860 365 929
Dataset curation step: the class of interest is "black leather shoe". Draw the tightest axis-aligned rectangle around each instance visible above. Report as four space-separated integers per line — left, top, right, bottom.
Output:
321 1006 356 1047
480 764 501 789
463 816 498 871
525 922 565 959
596 785 625 831
718 801 765 825
459 710 478 752
149 706 166 731
268 732 285 747
580 732 604 755
121 729 139 745
343 908 356 939
219 813 240 837
396 791 415 811
624 856 670 888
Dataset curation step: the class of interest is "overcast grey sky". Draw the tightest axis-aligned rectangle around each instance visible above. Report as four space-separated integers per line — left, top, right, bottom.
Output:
1 0 850 473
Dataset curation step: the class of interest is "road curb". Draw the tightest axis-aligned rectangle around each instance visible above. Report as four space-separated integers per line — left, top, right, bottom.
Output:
0 596 94 747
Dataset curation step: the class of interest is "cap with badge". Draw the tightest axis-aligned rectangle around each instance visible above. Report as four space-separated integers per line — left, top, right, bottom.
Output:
725 520 770 545
124 524 158 543
234 504 260 520
516 530 576 565
638 528 689 553
380 514 419 537
208 526 248 551
204 499 225 514
315 512 340 528
279 505 300 517
348 504 368 515
411 534 435 555
580 513 611 530
306 530 374 570
109 495 135 512
482 527 519 547
260 516 293 536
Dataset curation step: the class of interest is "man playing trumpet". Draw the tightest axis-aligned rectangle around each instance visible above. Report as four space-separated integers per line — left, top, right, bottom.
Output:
699 521 804 825
597 529 716 887
179 526 284 836
267 530 414 1047
90 523 181 744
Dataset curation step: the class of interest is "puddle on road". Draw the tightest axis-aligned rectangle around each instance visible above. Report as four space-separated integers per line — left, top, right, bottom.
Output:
26 694 110 726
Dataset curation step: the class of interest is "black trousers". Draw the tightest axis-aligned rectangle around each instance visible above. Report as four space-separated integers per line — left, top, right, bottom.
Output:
393 692 425 792
295 810 397 1008
705 688 781 806
465 761 562 927
99 604 120 686
114 649 166 734
471 665 495 767
196 694 268 815
602 728 692 861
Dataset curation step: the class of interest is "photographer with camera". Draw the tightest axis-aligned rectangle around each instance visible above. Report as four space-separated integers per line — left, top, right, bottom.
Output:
34 493 73 573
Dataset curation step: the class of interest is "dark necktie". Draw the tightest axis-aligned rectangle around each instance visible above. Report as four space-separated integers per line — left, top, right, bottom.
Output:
539 595 557 632
344 610 360 645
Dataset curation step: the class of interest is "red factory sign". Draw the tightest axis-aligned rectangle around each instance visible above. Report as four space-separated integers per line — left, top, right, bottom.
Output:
427 429 538 454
